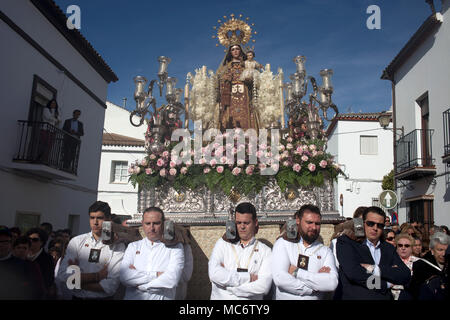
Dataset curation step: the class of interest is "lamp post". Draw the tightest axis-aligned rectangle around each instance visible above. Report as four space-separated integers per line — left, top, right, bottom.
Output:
284 55 338 140
130 56 186 155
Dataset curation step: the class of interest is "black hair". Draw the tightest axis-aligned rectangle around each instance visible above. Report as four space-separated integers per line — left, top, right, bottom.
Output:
223 45 247 65
294 204 321 220
235 202 257 221
246 50 255 57
363 206 386 221
0 228 12 239
45 99 59 117
25 228 48 248
88 200 111 219
352 206 367 219
13 236 31 248
9 227 21 236
73 109 81 114
143 207 165 222
40 222 53 234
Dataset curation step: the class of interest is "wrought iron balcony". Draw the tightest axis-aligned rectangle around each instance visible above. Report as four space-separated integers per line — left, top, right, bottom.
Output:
443 108 450 163
395 128 435 180
12 120 81 178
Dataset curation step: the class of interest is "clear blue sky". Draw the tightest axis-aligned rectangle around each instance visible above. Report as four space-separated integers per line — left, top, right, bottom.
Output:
54 0 435 116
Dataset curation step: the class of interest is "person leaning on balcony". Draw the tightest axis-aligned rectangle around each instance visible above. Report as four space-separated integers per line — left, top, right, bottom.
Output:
57 201 126 300
38 99 61 162
62 109 84 170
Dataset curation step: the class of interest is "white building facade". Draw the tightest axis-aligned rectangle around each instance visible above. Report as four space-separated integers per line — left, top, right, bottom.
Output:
381 0 450 232
97 101 146 218
0 0 117 234
327 113 394 218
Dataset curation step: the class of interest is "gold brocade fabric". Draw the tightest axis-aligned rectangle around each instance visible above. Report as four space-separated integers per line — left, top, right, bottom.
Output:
218 61 257 130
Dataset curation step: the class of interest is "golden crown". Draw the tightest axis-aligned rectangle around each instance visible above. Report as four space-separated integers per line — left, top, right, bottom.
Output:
212 14 257 52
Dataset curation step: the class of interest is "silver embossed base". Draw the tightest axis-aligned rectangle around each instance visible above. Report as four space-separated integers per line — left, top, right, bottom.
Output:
129 178 342 226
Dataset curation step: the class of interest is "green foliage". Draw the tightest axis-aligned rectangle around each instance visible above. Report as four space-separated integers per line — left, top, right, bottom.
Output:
382 169 394 191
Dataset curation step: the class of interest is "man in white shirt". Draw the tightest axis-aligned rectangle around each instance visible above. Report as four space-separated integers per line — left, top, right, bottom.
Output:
57 201 125 300
272 204 338 300
120 207 184 300
208 202 272 300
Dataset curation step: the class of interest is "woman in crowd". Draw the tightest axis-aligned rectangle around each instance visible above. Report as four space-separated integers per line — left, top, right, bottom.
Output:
391 233 418 300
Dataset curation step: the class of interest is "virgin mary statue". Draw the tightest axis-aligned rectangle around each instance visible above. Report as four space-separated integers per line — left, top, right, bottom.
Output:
216 44 259 131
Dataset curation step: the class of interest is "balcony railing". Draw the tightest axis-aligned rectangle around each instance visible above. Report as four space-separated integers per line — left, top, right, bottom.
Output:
443 108 450 162
13 121 81 175
396 129 435 177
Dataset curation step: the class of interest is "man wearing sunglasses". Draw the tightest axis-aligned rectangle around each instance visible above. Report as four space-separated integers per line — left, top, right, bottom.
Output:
335 206 411 300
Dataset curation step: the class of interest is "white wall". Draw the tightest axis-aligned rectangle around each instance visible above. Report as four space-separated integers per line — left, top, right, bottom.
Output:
393 3 450 227
97 102 147 216
0 1 110 233
104 102 147 140
328 119 394 218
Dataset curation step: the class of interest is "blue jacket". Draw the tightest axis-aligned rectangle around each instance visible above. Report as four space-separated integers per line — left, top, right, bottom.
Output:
335 235 411 300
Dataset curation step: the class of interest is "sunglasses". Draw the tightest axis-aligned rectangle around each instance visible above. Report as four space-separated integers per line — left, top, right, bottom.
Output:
397 244 411 248
29 237 40 242
386 237 395 241
365 221 385 229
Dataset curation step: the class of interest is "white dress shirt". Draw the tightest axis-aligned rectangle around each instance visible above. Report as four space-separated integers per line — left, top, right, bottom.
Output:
272 237 338 300
42 108 60 127
365 239 381 277
56 232 125 299
175 243 194 300
120 238 184 300
208 237 272 300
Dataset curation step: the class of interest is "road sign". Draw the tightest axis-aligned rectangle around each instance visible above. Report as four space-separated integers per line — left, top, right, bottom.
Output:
379 190 397 209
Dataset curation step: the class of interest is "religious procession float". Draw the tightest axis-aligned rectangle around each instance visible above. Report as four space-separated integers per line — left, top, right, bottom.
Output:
126 15 343 226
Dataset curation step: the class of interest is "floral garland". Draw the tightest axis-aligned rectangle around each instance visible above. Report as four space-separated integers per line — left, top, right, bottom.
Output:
129 132 341 197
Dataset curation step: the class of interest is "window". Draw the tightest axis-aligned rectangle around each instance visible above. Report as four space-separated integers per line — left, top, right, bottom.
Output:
15 212 41 233
28 75 57 123
111 161 129 183
360 136 378 155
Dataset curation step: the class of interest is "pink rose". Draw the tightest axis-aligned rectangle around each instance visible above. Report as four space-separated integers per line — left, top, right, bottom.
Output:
149 154 156 160
293 163 301 172
279 145 286 152
145 168 153 175
180 167 188 174
312 150 318 157
203 167 211 174
286 137 293 143
309 144 317 151
157 158 165 167
320 160 328 168
210 159 217 167
159 168 166 176
220 156 227 164
283 161 291 167
271 163 279 172
169 168 177 176
296 146 303 153
259 163 267 170
286 143 293 150
162 151 169 158
237 159 246 167
301 155 309 162
170 161 176 168
199 158 206 165
245 165 254 175
308 163 316 172
232 167 241 175
216 166 224 173
186 160 193 167
141 159 148 166
134 167 141 174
